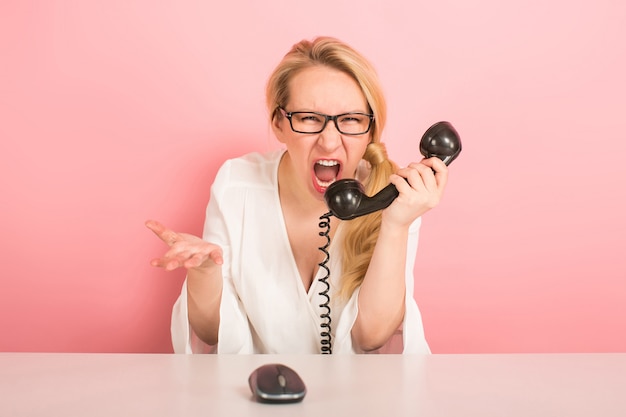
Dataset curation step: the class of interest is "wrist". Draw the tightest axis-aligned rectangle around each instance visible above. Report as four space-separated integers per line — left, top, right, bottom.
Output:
379 217 410 238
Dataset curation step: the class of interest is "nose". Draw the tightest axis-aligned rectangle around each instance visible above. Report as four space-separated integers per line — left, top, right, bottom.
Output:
318 119 342 151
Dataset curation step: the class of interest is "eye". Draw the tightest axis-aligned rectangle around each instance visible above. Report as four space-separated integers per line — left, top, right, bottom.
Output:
339 114 366 124
295 113 323 124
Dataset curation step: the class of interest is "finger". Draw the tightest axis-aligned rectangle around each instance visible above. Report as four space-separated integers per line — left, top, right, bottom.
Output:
183 247 224 268
163 258 183 271
388 172 414 194
420 158 449 190
145 220 179 246
184 253 206 268
150 245 192 269
149 256 181 271
145 219 163 233
209 249 224 266
145 220 169 239
407 162 438 190
161 242 221 268
421 156 448 173
394 165 429 193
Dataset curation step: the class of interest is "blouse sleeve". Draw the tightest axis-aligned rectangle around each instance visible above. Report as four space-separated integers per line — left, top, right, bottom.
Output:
332 217 431 354
170 248 255 354
170 280 215 354
170 159 254 354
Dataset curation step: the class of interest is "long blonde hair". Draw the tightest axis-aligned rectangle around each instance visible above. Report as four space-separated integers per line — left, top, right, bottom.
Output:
266 37 398 298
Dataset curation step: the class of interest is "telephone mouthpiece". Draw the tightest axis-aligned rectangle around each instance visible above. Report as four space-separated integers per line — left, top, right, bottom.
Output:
324 179 364 220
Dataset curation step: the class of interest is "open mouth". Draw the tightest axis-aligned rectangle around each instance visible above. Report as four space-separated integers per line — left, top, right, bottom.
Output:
313 159 340 189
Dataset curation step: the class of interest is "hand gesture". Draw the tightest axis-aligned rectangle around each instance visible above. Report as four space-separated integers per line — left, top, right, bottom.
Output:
145 220 223 271
384 157 449 227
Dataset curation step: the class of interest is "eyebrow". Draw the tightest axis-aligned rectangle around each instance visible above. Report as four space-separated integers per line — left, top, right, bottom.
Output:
287 108 370 114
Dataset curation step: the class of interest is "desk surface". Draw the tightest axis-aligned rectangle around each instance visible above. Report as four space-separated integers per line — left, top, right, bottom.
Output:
1 353 625 417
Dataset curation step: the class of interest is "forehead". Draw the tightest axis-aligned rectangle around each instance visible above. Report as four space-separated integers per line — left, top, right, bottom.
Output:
287 66 368 112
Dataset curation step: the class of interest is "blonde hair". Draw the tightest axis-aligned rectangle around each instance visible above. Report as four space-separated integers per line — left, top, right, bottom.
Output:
266 37 398 298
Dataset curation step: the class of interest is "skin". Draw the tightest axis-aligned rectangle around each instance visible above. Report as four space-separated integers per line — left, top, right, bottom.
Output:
146 65 448 351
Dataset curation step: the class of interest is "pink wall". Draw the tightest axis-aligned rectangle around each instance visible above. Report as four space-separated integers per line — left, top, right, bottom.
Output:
1 1 625 353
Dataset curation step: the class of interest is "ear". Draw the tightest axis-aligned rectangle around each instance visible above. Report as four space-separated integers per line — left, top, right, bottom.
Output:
271 112 287 144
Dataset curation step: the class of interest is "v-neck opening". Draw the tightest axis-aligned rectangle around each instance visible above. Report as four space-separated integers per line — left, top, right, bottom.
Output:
273 150 337 299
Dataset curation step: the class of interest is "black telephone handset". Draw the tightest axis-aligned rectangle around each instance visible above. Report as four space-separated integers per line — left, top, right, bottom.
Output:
324 121 462 220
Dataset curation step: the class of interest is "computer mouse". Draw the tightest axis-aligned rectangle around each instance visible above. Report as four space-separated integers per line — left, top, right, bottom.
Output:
248 363 307 403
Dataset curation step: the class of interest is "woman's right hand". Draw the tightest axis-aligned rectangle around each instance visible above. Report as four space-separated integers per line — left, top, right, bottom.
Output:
145 220 223 271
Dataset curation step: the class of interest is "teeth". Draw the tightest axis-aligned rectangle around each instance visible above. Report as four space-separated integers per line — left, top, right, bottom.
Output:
316 160 338 167
316 178 335 187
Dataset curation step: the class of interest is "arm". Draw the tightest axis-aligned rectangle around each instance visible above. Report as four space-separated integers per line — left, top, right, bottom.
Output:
145 220 223 346
351 221 409 351
351 157 448 352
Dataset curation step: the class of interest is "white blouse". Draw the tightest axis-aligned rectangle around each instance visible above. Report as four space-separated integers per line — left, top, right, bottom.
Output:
171 149 430 354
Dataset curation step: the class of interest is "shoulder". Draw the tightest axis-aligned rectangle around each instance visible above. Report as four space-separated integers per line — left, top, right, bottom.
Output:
214 149 285 190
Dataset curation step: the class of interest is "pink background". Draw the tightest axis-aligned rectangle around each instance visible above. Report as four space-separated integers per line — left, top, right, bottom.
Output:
1 1 625 353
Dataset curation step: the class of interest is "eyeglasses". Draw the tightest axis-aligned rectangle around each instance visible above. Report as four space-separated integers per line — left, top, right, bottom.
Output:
279 108 374 135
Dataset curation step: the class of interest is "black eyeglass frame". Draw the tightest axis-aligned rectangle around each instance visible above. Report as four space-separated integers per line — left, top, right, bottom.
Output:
278 107 375 135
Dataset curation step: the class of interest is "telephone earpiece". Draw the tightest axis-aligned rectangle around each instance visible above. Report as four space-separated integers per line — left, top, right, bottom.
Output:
324 121 461 220
420 120 462 166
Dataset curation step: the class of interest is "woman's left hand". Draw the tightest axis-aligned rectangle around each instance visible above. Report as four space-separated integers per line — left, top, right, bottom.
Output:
383 157 448 227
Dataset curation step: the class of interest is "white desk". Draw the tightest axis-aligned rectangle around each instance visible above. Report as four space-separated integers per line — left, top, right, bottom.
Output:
1 353 625 416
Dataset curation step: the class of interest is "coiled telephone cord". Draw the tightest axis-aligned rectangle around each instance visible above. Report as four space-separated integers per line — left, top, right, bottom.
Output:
317 211 333 354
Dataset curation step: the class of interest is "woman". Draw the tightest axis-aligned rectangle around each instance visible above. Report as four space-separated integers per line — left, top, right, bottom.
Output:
146 36 448 354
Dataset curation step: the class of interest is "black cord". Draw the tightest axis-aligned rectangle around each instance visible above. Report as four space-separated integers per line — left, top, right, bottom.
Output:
317 211 333 354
